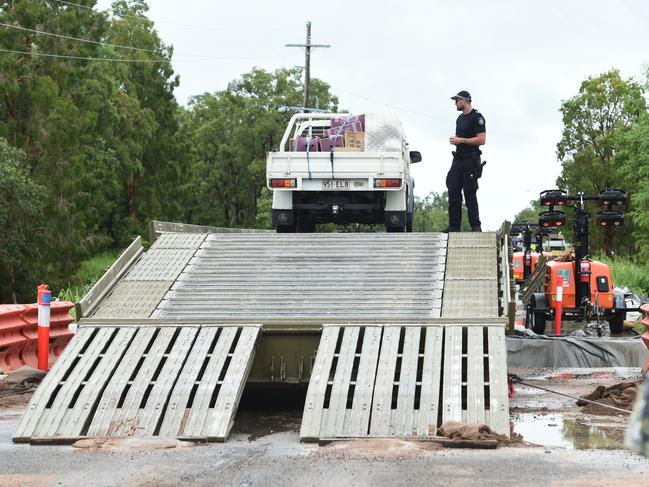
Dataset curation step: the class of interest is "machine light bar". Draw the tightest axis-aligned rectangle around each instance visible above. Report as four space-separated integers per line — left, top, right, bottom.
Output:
540 189 568 207
597 211 624 227
539 210 566 228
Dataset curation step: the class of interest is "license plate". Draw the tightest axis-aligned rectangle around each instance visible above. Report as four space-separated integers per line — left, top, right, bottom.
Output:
322 179 352 190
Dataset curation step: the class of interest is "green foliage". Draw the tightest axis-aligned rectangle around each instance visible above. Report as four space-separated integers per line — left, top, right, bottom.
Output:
555 69 646 256
617 111 649 261
513 200 541 224
0 138 48 303
413 191 470 232
596 255 649 296
0 0 181 301
182 67 338 228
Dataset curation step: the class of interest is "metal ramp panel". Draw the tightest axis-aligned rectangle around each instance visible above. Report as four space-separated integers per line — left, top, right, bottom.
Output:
13 322 260 443
153 233 447 321
300 324 508 441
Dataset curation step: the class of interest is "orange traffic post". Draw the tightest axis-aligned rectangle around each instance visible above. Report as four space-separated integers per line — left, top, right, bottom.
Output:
37 284 51 371
554 275 563 336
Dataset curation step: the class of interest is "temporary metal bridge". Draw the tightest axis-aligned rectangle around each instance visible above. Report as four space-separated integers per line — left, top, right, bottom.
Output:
14 222 514 443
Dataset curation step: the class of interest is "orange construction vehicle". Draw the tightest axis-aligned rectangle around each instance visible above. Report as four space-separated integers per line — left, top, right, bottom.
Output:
511 222 553 283
525 189 629 335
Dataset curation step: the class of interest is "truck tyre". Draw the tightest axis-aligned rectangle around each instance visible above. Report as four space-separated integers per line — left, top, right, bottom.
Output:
406 213 413 232
386 225 405 232
297 221 316 233
608 309 625 335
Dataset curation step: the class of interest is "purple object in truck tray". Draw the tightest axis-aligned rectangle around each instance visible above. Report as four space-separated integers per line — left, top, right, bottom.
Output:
325 120 363 137
330 114 365 131
290 136 320 152
320 135 345 151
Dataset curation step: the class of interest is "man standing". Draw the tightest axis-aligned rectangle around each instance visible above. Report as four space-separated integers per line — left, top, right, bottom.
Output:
446 90 486 232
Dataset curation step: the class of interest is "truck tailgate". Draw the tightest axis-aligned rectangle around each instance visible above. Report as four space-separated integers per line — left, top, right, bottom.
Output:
267 152 405 178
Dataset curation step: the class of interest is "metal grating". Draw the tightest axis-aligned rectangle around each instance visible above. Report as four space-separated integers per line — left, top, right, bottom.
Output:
300 324 509 441
440 281 499 318
155 233 448 320
151 233 207 249
124 249 198 281
442 233 499 318
13 323 260 443
91 281 172 319
444 247 497 279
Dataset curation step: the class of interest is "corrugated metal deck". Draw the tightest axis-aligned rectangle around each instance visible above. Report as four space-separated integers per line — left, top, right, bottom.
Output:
153 233 447 320
300 323 508 441
13 323 260 443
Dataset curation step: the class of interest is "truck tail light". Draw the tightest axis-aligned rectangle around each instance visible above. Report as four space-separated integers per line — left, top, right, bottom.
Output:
269 178 297 188
374 178 402 188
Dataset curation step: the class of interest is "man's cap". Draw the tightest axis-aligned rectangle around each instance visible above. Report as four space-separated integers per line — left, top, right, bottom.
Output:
451 90 471 101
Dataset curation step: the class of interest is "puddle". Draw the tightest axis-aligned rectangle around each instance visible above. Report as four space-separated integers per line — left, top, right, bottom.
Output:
511 413 625 450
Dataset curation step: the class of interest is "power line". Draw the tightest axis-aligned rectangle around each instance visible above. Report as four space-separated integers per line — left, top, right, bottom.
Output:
0 21 159 53
55 0 290 32
0 47 286 63
0 48 170 63
1 20 286 61
335 86 544 144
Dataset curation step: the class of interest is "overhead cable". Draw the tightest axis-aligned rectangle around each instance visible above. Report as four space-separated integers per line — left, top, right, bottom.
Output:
55 0 290 31
0 21 159 53
0 47 170 63
335 86 543 144
0 21 285 60
0 47 285 63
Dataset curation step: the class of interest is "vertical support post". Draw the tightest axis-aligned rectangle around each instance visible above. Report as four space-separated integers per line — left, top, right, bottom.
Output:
303 21 311 109
554 276 563 336
37 284 51 372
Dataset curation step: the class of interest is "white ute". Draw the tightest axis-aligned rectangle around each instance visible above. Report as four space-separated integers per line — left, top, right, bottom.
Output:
266 112 421 232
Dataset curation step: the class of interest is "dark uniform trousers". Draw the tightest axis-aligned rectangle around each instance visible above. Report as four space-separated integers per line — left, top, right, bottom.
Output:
446 152 481 230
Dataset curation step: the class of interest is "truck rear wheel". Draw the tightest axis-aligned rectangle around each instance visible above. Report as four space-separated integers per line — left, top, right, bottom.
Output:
297 221 316 233
276 224 296 233
406 213 413 232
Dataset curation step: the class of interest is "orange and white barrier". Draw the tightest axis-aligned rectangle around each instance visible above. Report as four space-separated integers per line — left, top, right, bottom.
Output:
0 300 75 372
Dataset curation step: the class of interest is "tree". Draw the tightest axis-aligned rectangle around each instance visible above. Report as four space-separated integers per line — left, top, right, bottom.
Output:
0 0 184 300
617 111 649 260
556 69 646 255
413 192 470 232
0 139 47 303
183 67 338 228
513 200 541 224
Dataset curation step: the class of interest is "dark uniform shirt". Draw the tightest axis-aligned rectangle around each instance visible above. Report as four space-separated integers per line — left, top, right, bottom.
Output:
455 109 486 155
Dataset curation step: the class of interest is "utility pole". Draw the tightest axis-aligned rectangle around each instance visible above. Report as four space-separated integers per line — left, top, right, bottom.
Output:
286 21 330 109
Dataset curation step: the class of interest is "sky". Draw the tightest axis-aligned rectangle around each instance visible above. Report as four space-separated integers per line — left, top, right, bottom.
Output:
98 0 649 230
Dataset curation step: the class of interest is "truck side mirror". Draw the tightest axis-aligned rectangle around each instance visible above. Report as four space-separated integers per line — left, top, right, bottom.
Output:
409 151 422 163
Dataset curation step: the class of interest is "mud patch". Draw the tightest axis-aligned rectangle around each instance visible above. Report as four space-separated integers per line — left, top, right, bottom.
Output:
0 474 55 487
0 367 44 409
313 439 441 459
72 438 195 451
233 411 302 442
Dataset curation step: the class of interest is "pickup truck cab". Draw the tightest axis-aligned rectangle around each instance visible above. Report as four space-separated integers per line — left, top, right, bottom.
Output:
267 112 420 232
